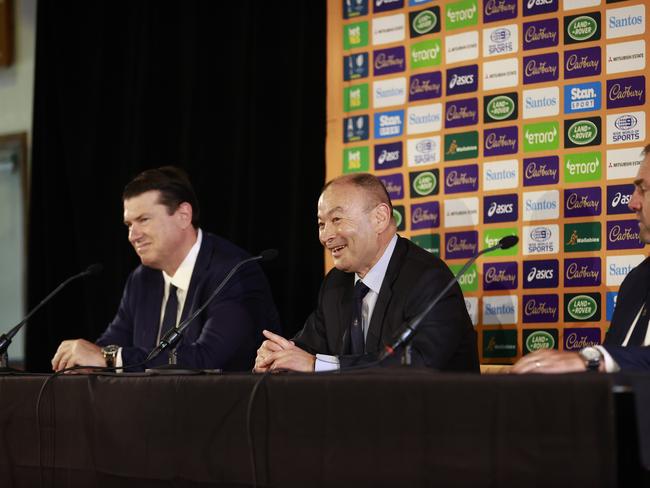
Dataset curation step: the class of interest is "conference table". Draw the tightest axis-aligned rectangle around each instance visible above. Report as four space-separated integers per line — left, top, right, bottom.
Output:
0 368 645 487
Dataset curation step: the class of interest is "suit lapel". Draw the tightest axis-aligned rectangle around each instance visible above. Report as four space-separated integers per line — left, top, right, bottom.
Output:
365 237 406 353
337 274 355 355
180 234 213 323
142 272 164 348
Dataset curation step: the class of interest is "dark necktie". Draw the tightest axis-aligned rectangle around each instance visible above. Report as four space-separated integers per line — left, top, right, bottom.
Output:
350 281 370 355
160 284 179 341
629 294 650 346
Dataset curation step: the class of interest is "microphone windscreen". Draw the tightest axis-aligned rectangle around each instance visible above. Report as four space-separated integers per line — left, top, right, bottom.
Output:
259 249 279 262
498 235 519 250
85 263 104 276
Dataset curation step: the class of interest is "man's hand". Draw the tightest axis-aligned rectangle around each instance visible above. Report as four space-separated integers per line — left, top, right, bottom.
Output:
511 349 594 374
51 339 106 372
253 330 316 373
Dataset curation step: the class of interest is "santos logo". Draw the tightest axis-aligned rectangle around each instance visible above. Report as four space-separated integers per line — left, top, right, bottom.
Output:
523 86 559 119
373 78 406 109
483 159 518 191
607 5 645 40
482 296 518 325
606 255 644 286
407 103 442 135
523 190 559 221
523 224 558 255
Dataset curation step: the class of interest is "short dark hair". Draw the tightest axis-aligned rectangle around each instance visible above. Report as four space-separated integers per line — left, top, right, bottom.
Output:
643 144 650 156
322 173 394 214
123 166 200 227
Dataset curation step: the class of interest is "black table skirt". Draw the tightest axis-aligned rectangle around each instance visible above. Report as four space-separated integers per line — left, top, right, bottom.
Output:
0 369 616 487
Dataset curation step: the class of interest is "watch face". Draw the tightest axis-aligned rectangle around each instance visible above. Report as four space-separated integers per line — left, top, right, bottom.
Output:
103 345 119 355
581 347 600 361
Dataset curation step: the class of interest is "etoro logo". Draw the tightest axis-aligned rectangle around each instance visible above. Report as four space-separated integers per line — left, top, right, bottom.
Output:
524 121 559 152
446 0 478 30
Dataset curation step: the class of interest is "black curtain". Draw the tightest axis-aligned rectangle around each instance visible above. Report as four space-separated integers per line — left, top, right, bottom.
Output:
25 1 326 372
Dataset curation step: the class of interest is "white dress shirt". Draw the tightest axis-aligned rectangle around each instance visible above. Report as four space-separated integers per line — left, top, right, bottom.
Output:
115 229 203 368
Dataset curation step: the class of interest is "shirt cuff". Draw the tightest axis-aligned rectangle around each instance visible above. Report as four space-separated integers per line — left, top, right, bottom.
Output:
595 345 620 373
115 347 124 373
315 354 340 372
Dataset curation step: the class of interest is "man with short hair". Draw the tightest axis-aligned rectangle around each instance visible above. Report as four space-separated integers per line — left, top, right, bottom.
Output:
254 173 478 372
52 166 280 371
513 144 650 373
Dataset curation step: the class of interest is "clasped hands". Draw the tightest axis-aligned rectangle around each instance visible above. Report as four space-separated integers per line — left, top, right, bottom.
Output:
254 330 315 373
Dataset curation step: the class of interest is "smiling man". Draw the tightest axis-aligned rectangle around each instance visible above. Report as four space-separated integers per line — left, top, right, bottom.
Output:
254 173 478 373
52 166 280 372
513 144 650 373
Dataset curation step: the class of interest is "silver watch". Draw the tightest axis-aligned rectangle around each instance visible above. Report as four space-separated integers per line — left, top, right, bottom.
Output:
579 346 602 372
101 345 119 368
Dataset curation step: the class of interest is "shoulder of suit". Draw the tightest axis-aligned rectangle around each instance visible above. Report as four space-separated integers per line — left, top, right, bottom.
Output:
623 256 650 284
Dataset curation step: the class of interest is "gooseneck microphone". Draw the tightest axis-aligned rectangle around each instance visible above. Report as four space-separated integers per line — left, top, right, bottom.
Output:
0 263 103 367
146 249 278 362
378 235 519 362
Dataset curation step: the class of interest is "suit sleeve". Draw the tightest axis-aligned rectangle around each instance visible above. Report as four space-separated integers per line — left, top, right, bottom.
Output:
172 264 278 370
95 272 150 369
292 277 331 355
604 346 650 371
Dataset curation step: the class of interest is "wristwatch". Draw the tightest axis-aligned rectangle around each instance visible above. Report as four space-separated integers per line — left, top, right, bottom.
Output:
101 345 119 368
579 346 602 372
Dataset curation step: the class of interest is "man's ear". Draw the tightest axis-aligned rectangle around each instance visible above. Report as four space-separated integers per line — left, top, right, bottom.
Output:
175 202 193 229
373 203 391 233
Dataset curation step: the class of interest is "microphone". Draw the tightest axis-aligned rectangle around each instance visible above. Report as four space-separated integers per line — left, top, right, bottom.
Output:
0 263 103 366
146 249 278 362
378 235 518 362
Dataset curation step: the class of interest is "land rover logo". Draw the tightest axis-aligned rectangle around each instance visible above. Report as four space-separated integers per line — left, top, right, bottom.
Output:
567 120 597 146
567 16 597 42
567 295 597 320
525 331 555 352
413 171 437 196
413 11 437 34
487 95 515 121
393 208 402 228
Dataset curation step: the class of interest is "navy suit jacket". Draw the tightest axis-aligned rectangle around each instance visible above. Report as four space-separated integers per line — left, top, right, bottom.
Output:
604 256 650 371
293 236 479 372
96 232 281 371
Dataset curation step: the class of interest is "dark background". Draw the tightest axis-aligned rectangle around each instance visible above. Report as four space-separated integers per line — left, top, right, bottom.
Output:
24 1 326 372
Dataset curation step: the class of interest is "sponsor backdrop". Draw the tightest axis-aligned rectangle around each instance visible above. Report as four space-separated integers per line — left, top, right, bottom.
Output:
327 0 649 363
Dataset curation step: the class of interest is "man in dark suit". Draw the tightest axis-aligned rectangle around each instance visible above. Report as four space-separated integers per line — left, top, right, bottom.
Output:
52 166 280 371
513 144 650 373
254 173 478 372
